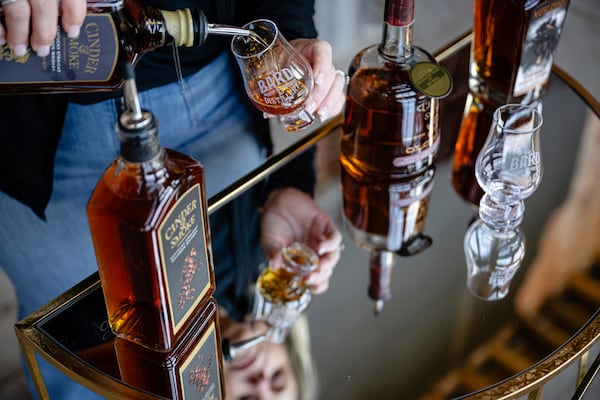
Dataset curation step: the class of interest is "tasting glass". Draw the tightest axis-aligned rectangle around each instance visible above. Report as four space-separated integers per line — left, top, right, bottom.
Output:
231 19 315 132
464 218 525 301
475 103 543 228
252 242 318 343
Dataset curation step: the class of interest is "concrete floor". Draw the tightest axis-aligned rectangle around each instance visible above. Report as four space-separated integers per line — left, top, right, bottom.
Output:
1 0 598 399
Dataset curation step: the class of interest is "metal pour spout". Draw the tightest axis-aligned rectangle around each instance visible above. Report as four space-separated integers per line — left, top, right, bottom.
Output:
222 334 267 362
207 24 252 37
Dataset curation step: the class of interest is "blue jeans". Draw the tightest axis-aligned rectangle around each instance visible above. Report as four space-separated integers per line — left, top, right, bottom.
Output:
0 51 266 399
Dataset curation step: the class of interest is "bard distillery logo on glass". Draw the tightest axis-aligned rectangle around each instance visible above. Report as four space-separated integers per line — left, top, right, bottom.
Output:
256 67 307 107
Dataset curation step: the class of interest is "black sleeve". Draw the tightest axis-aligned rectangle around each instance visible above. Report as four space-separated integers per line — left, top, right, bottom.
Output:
263 146 316 200
0 94 70 219
234 0 318 40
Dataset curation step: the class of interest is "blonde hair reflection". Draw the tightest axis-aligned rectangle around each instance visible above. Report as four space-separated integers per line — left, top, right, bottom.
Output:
286 315 318 400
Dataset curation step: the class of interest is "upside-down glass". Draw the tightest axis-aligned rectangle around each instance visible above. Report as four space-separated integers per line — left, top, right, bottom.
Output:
252 242 318 343
231 19 315 132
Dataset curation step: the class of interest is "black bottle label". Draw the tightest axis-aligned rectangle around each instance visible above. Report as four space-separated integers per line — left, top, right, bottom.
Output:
179 322 223 400
513 0 568 96
159 184 212 336
0 14 118 84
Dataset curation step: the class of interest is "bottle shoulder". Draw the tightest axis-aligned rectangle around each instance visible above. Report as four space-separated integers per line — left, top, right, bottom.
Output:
90 149 204 202
349 44 437 75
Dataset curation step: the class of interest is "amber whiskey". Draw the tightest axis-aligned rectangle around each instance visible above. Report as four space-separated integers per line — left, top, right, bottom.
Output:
114 298 224 399
0 0 249 94
253 242 318 342
470 0 571 104
87 63 214 351
451 92 497 206
256 242 318 303
341 0 444 313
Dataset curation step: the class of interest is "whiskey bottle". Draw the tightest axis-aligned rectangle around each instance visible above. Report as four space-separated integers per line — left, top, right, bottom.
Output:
114 298 224 399
252 242 318 343
470 0 571 104
341 0 449 314
86 62 214 351
451 91 497 206
0 0 250 94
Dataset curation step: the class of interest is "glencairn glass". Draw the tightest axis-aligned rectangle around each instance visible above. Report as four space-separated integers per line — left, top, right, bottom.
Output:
476 103 543 228
464 103 543 301
252 242 318 343
231 19 315 132
464 219 525 300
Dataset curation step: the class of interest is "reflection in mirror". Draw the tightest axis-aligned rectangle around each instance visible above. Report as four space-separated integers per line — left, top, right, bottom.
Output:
464 103 543 301
220 312 317 400
341 163 436 314
252 242 319 343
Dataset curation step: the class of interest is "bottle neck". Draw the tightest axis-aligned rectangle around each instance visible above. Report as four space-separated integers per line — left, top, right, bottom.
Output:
160 8 250 48
118 114 163 163
160 9 199 47
379 0 414 62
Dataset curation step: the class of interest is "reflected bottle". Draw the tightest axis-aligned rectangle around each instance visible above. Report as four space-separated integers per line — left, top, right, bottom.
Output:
114 298 224 399
252 242 318 343
86 63 214 351
341 163 436 314
0 0 251 94
451 91 499 206
341 0 448 315
470 0 571 104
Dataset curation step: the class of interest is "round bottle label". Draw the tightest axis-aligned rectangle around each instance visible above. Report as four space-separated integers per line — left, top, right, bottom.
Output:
409 61 453 99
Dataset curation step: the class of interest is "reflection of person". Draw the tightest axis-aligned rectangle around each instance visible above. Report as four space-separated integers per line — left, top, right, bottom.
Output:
0 0 344 399
220 311 318 400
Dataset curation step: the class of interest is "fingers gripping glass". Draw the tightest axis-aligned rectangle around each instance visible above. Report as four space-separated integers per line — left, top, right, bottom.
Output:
231 19 316 132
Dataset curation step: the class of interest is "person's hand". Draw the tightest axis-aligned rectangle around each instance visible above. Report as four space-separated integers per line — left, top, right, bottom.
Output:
0 0 86 57
260 187 342 294
290 38 347 121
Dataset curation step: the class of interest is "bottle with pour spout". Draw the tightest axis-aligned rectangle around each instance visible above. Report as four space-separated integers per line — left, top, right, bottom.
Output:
86 61 214 351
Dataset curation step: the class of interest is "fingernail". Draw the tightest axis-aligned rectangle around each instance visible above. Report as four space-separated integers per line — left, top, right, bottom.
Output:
0 37 6 46
315 73 324 85
68 25 81 39
13 44 27 57
36 45 50 57
305 100 317 114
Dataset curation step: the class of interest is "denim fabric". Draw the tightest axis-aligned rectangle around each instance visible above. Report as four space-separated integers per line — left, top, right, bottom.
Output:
0 51 266 399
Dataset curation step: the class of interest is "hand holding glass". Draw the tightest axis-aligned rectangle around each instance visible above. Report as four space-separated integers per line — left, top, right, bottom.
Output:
231 19 315 132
